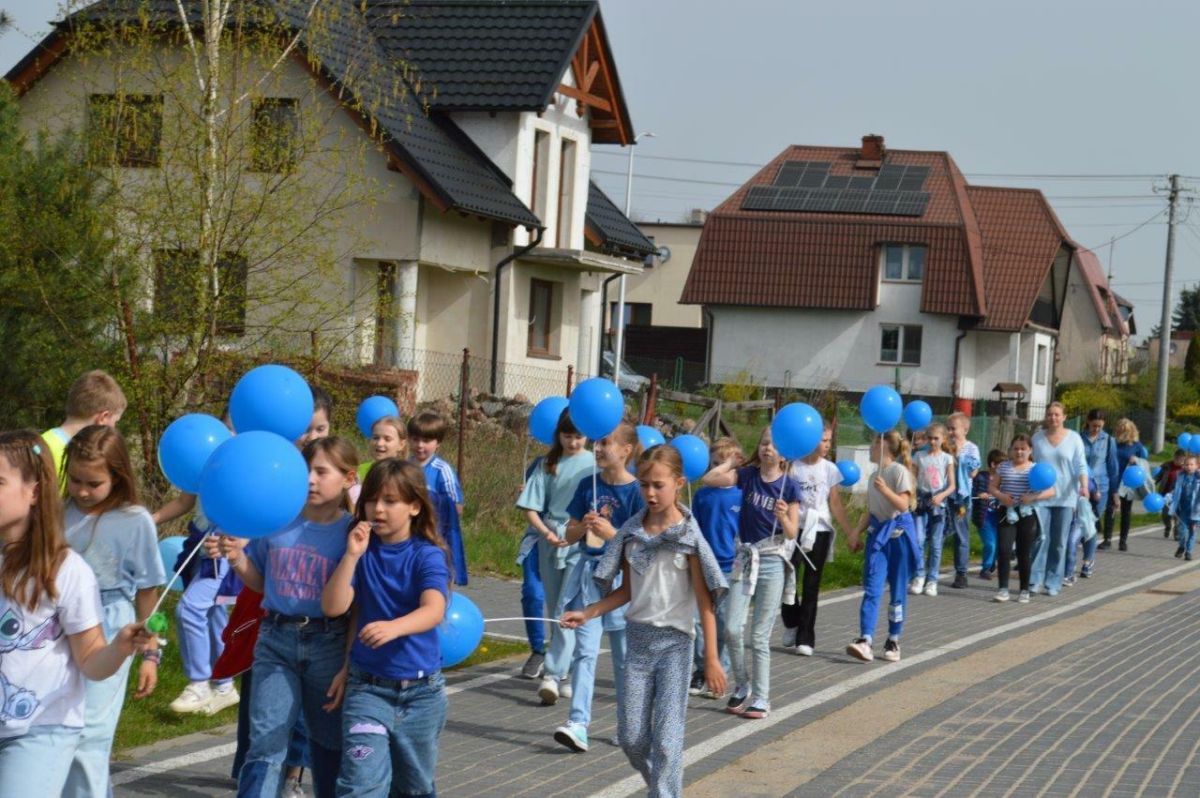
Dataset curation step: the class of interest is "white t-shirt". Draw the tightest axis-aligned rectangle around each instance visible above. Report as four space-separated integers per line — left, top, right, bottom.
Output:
0 550 102 738
914 450 953 494
789 459 842 532
625 541 696 637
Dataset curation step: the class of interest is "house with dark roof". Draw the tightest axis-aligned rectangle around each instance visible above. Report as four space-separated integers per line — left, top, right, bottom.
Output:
5 0 654 398
680 135 1122 417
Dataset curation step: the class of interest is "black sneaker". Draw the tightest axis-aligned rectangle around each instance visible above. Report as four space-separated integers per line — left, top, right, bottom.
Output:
521 652 545 680
1119 541 1128 552
1176 547 1184 559
1098 540 1111 550
688 670 706 696
951 573 968 589
1188 552 1194 562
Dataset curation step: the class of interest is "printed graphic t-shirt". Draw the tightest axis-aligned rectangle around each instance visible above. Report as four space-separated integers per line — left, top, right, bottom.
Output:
736 466 803 545
247 514 352 617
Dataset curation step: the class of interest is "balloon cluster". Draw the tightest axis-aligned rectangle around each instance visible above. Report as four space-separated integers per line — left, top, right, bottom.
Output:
1178 432 1200 456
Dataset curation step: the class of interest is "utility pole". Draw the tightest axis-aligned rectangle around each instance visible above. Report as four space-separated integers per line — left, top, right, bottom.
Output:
1153 174 1181 453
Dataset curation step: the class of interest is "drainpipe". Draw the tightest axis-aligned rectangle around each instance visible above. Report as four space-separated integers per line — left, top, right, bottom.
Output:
490 227 545 394
598 273 621 374
951 329 968 408
702 307 715 384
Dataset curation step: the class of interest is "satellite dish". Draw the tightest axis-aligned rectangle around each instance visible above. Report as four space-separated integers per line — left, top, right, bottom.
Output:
657 245 672 264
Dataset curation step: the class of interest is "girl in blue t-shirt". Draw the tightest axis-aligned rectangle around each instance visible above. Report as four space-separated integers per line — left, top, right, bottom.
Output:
552 421 644 753
702 426 801 720
218 437 358 798
61 425 166 797
322 458 451 798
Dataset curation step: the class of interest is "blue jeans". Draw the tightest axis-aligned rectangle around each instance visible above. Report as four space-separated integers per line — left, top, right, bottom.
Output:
1183 522 1197 554
337 670 447 797
859 532 911 641
520 547 545 654
693 578 731 672
977 509 998 573
915 509 946 583
1065 515 1083 577
63 594 134 798
541 540 579 680
724 555 784 702
564 607 626 727
176 563 232 686
1081 486 1108 566
1032 506 1073 592
950 499 971 576
233 668 311 779
237 619 346 798
0 724 80 795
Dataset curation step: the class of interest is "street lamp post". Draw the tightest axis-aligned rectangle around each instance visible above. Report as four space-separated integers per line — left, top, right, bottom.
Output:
614 131 655 386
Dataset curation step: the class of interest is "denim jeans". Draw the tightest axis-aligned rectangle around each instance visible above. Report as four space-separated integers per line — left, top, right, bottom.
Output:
0 724 80 795
1081 486 1109 565
859 532 911 641
520 547 545 654
337 670 447 798
1032 506 1073 592
693 574 731 672
949 499 971 576
233 668 311 779
237 618 346 798
176 563 232 686
1064 516 1083 577
977 510 998 573
1183 522 1197 554
563 607 627 727
63 594 134 798
915 509 947 583
541 540 579 680
724 555 785 702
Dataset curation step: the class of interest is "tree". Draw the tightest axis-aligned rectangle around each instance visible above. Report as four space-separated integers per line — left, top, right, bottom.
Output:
1149 286 1200 338
0 12 13 34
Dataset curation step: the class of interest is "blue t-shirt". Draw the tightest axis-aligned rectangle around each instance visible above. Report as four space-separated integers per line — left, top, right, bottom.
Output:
421 455 464 504
247 513 352 616
565 476 645 547
736 466 802 544
692 485 740 572
64 502 166 603
350 537 451 680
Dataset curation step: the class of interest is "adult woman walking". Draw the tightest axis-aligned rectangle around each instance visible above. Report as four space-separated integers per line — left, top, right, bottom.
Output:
1030 403 1088 596
1079 409 1118 577
1099 418 1148 553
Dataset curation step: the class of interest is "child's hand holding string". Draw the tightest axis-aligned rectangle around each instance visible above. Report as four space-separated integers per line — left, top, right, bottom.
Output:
559 610 587 629
585 512 618 540
216 535 248 563
773 499 789 524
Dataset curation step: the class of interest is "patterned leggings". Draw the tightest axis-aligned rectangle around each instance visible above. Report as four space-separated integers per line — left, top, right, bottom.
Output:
620 622 692 798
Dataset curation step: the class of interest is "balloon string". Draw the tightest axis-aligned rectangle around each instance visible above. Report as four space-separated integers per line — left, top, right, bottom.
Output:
484 617 561 624
522 437 530 481
149 534 211 620
592 462 598 514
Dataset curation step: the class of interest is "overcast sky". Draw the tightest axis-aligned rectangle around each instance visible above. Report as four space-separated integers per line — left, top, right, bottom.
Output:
3 0 1198 341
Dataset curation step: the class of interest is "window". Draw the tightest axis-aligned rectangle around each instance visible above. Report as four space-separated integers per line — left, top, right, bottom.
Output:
1035 343 1048 385
880 244 926 282
154 250 248 336
530 130 550 221
88 94 163 167
556 138 577 248
528 278 556 357
609 302 652 328
879 324 922 365
250 98 300 172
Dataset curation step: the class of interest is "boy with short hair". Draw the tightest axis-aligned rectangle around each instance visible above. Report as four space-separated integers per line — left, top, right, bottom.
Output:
408 411 468 585
1172 455 1200 561
42 369 127 477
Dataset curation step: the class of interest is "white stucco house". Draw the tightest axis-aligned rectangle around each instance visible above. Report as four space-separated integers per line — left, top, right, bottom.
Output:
6 0 655 403
680 135 1120 419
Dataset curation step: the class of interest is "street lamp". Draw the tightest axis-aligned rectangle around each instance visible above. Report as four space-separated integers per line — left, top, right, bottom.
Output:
614 131 655 386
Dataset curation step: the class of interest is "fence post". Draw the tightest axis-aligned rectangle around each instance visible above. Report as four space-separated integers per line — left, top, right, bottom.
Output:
831 392 840 458
645 373 659 425
457 348 469 482
566 364 574 396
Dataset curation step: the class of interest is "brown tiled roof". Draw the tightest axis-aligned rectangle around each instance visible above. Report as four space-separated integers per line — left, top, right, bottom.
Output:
680 145 987 317
1073 247 1118 332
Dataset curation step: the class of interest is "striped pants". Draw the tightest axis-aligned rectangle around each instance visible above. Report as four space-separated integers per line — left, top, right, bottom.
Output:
620 622 692 798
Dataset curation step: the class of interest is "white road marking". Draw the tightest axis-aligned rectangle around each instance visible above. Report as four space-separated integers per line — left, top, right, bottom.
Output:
111 742 238 787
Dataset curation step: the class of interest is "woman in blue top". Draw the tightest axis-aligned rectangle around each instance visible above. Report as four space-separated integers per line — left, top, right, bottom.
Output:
217 437 358 798
1100 418 1149 552
1079 409 1119 577
1030 403 1088 596
323 458 451 798
553 421 644 753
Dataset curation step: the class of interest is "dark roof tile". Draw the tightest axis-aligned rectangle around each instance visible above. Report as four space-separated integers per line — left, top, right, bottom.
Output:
585 181 655 258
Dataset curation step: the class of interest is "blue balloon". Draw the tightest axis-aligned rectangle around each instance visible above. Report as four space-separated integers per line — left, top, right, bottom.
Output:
1028 462 1057 493
529 397 569 445
198 431 309 539
1122 465 1146 490
158 414 231 493
1144 493 1166 513
568 378 624 441
770 403 824 460
860 385 903 434
1189 437 1200 456
903 400 933 432
356 395 400 439
157 535 186 592
637 424 666 450
669 434 710 482
1153 465 1163 479
229 365 314 442
440 592 485 669
1179 432 1193 451
837 460 861 487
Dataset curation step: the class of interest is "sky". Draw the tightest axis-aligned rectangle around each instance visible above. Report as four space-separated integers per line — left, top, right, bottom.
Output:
3 0 1199 343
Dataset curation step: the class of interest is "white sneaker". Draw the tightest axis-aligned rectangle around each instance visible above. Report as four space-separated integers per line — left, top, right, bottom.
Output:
538 677 559 705
909 577 925 595
795 644 814 657
923 581 938 597
204 685 239 715
559 679 573 700
781 626 798 648
993 589 1010 603
281 777 305 798
169 682 212 714
1018 590 1031 604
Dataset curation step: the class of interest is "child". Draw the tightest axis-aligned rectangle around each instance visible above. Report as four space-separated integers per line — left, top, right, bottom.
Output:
0 430 150 794
408 412 468 586
846 431 917 663
1172 455 1200 560
296 386 334 448
516 410 594 706
945 412 980 589
561 445 727 798
910 423 955 597
1101 418 1148 552
40 370 127 480
552 422 644 752
61 426 167 797
990 435 1053 603
516 455 547 680
322 459 451 797
1158 449 1186 542
351 415 406 506
689 438 743 694
781 422 853 656
702 426 801 720
973 450 1004 579
216 437 359 798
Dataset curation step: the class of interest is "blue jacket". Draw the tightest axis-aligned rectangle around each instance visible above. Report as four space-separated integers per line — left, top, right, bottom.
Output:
868 513 921 573
1115 441 1149 480
1082 430 1119 489
1173 473 1200 523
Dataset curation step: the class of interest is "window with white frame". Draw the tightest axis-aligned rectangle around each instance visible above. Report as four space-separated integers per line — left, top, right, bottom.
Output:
880 244 926 282
1035 343 1048 385
879 324 922 365
530 129 551 222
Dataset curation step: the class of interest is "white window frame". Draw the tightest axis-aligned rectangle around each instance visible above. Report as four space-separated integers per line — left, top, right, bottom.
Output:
880 244 926 283
879 323 922 366
1035 343 1048 385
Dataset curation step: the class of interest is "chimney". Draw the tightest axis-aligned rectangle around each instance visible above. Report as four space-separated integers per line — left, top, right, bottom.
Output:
689 208 708 225
860 134 885 163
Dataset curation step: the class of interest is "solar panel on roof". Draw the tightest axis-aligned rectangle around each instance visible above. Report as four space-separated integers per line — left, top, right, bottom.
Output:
824 175 850 189
739 161 931 217
850 176 875 190
798 171 827 188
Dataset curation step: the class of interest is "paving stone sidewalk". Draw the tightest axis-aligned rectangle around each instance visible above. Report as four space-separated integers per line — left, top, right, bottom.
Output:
114 526 1193 797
